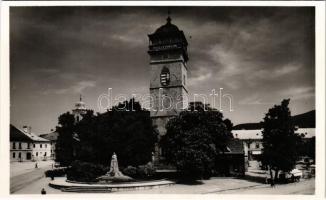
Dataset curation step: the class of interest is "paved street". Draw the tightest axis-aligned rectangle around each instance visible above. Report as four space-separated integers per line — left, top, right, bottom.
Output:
11 160 54 177
10 160 314 195
10 161 54 194
218 178 315 195
116 178 314 194
12 176 314 195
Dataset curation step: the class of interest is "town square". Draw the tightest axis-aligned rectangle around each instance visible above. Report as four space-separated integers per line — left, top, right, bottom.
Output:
8 5 317 195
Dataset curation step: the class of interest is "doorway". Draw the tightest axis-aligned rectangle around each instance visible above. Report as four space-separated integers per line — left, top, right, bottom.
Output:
26 152 31 160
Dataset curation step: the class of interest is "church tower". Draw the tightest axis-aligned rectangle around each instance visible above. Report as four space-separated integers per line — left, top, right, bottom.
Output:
72 95 87 123
148 13 189 161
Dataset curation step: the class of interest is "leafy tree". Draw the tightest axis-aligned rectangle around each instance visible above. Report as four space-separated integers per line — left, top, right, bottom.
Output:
223 119 233 132
113 98 142 111
161 109 233 180
261 99 303 183
69 99 157 168
55 112 76 166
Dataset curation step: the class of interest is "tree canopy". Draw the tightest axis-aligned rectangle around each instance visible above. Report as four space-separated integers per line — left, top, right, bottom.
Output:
261 99 303 179
161 108 233 179
55 112 76 166
55 98 157 168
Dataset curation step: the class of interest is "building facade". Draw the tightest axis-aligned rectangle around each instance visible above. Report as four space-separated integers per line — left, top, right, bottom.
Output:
148 15 189 161
10 125 52 162
232 128 315 170
39 131 58 160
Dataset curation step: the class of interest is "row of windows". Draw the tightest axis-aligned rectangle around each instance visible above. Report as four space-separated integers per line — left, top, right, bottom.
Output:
12 152 48 158
12 142 48 149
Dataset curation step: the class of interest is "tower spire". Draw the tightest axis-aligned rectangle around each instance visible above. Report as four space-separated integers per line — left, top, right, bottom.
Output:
167 8 171 24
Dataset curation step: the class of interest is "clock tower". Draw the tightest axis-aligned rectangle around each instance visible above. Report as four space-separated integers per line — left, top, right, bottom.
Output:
148 14 189 162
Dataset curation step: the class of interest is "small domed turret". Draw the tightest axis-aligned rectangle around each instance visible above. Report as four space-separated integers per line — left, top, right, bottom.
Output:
72 94 87 122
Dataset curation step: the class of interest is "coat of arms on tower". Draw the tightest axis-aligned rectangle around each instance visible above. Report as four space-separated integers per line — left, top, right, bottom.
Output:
160 66 170 86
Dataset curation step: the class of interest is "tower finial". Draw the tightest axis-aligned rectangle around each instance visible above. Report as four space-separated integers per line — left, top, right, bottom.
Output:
167 8 171 24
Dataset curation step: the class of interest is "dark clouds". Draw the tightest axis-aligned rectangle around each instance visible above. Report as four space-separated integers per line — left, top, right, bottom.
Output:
10 6 315 133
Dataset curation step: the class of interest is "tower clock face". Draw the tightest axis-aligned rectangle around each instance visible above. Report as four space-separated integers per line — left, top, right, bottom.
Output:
160 66 170 86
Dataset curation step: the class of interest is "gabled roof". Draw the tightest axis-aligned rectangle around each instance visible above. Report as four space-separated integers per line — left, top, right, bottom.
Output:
10 125 33 142
10 124 50 142
39 131 59 141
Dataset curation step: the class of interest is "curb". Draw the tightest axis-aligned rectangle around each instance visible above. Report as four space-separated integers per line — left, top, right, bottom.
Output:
202 184 266 194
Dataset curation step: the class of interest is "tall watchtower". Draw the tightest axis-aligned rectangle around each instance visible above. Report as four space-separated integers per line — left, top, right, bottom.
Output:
148 14 189 161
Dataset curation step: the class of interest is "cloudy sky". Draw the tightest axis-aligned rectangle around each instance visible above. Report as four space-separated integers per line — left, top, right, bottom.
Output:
10 6 315 134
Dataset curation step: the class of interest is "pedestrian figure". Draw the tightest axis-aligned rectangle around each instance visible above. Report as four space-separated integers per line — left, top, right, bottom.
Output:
270 179 275 187
35 162 38 168
41 188 46 195
51 174 54 180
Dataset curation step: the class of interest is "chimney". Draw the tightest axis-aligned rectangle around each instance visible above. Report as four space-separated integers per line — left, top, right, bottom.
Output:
23 126 32 134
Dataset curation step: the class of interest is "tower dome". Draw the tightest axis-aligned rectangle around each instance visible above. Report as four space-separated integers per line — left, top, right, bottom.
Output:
72 95 87 122
148 13 189 62
74 96 86 110
154 16 180 34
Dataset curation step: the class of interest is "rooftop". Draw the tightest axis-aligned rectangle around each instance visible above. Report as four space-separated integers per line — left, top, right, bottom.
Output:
10 124 50 142
232 128 315 140
39 131 59 141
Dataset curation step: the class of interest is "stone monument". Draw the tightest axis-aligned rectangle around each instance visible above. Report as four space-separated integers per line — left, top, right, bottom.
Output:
97 152 133 183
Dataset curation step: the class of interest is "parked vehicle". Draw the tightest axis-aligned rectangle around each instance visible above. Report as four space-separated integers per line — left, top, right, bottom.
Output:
279 169 303 182
297 156 314 166
266 168 303 183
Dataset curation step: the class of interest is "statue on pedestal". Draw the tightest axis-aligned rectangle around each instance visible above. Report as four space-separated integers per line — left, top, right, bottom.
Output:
108 152 122 176
97 152 133 183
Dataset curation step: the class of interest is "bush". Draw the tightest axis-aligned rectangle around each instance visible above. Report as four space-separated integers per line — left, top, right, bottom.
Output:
66 161 108 182
123 166 137 177
136 162 155 179
45 167 67 177
121 163 155 179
